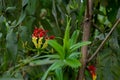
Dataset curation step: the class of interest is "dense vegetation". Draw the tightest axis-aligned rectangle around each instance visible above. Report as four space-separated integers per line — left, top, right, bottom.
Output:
0 0 120 80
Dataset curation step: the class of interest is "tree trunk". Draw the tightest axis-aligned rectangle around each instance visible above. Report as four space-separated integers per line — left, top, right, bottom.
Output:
77 0 92 80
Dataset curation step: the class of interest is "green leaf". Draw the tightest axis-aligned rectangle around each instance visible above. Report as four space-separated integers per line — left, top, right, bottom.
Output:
70 41 91 52
78 2 85 23
97 48 120 80
68 52 80 58
51 61 64 71
116 8 120 19
27 0 37 15
70 30 80 46
5 7 16 12
41 60 64 80
16 11 26 26
0 72 24 80
29 58 57 66
38 54 60 59
109 30 119 50
0 33 2 38
48 40 64 59
6 29 17 59
55 68 63 80
19 26 28 41
94 10 106 16
64 58 81 68
52 0 61 35
22 0 29 7
63 17 71 52
0 78 22 80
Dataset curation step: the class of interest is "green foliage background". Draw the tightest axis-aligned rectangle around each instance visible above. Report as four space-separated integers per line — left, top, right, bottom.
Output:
0 0 120 80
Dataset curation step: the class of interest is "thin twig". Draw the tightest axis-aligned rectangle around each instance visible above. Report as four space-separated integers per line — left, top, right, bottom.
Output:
88 18 120 62
93 23 103 33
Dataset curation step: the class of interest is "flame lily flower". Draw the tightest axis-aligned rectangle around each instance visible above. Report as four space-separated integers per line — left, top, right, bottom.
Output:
32 27 55 49
87 65 97 80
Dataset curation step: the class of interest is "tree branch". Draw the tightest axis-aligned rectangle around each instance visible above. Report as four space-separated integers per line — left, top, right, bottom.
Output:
88 18 120 62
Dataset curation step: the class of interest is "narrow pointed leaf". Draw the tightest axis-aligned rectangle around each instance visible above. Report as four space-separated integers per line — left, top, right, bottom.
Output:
69 52 81 58
48 40 64 59
63 17 71 52
70 30 80 46
70 41 91 52
29 58 57 66
16 11 26 26
0 78 22 80
41 60 64 80
38 54 60 59
64 58 81 68
55 68 63 80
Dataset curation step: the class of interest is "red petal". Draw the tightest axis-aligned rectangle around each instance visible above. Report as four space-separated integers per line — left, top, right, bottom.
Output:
88 65 96 72
49 35 55 39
